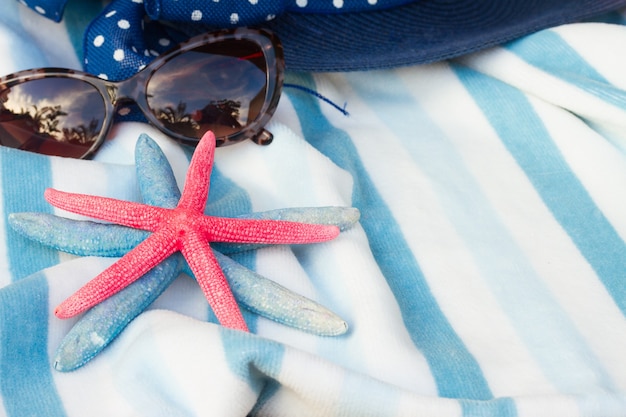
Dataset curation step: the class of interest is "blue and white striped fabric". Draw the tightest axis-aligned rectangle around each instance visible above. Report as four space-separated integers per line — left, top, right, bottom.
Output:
3 3 626 416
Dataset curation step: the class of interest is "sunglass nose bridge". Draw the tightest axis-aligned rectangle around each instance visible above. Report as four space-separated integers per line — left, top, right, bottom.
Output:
107 77 143 107
105 84 118 105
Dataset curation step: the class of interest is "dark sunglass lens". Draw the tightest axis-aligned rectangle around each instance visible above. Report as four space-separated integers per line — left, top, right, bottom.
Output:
0 77 105 158
146 39 268 141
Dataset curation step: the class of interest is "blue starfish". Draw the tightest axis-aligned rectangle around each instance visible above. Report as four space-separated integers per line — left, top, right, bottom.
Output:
9 133 359 371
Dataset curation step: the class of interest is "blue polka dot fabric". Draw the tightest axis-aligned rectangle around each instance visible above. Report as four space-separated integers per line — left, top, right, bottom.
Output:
19 0 414 79
83 0 175 81
18 0 66 21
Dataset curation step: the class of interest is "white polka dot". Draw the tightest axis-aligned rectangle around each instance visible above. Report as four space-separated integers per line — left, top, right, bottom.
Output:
149 50 159 56
159 38 171 47
266 14 276 21
118 107 131 116
368 0 377 4
333 0 343 8
35 5 45 14
230 13 239 24
105 10 116 18
295 0 307 7
249 0 258 4
191 10 202 20
93 35 105 47
98 74 109 80
138 64 146 71
113 49 125 61
132 0 143 3
132 46 138 53
118 19 130 29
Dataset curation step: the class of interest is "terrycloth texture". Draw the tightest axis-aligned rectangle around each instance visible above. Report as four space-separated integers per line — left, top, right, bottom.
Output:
3 3 626 417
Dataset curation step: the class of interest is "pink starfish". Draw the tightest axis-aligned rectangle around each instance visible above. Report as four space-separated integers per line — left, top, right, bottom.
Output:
45 131 340 332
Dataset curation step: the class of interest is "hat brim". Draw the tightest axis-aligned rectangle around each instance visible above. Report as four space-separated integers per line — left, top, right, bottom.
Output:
264 0 626 71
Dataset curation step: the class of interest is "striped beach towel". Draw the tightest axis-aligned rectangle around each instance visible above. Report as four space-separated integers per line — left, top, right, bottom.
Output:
1 3 626 416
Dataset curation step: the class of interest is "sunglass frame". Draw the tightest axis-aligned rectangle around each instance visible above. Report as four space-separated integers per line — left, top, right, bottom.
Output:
0 28 284 159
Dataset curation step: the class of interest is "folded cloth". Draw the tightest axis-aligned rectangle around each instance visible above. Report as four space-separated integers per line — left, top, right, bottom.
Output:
2 3 626 416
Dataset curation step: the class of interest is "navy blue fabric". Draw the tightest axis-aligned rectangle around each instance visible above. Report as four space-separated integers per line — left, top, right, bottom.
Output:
18 0 626 74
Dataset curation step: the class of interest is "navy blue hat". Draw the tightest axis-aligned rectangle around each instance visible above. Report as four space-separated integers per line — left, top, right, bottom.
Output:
22 0 626 74
263 0 626 71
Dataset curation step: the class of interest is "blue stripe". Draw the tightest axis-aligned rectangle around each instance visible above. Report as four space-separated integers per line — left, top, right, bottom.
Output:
1 148 59 280
506 30 626 110
454 65 626 316
0 271 66 417
286 72 493 400
219 328 284 401
249 378 282 415
350 69 614 399
461 398 517 417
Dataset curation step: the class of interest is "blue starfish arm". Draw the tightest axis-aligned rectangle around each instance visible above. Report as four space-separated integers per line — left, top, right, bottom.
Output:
135 134 181 209
241 206 360 231
9 206 359 257
53 254 183 372
213 206 360 254
8 212 148 257
133 133 360 252
10 209 351 366
54 248 347 372
12 133 357 370
212 251 348 336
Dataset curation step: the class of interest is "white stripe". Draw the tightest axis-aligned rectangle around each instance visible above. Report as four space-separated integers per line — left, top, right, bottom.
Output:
552 23 626 89
334 67 558 395
459 46 626 152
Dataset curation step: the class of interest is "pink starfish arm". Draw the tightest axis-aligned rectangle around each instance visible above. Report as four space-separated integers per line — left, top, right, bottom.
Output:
48 131 345 332
55 232 179 318
177 130 215 212
201 216 340 244
44 188 168 231
181 230 248 331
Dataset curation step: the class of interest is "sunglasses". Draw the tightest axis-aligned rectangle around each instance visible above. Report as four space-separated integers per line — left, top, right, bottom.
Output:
0 28 284 159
